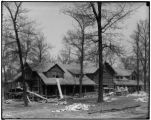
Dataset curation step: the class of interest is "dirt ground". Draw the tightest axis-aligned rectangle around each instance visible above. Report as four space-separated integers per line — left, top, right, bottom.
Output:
2 95 149 119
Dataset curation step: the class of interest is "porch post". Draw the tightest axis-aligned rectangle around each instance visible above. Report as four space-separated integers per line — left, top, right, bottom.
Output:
85 87 86 93
45 85 47 98
64 86 66 95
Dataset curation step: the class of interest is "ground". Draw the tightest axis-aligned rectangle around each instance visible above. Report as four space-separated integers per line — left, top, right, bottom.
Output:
2 93 149 119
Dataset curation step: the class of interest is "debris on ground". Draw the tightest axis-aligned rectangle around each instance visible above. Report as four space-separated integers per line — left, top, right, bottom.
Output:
52 103 94 112
84 92 97 98
27 90 48 101
5 99 15 104
3 112 13 117
108 92 115 96
127 91 147 97
54 101 67 105
134 96 148 103
126 91 148 103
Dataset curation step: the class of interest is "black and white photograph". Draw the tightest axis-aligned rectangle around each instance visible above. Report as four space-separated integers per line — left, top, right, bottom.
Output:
1 1 150 119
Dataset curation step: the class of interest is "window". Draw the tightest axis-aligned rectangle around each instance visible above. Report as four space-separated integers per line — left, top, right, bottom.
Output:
132 76 136 80
52 72 61 78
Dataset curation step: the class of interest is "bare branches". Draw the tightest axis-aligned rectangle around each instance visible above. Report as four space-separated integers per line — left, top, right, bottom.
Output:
131 19 149 91
90 2 98 21
3 2 22 22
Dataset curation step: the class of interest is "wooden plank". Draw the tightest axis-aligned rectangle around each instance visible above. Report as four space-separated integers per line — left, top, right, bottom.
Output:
56 79 63 99
27 90 48 101
27 95 31 103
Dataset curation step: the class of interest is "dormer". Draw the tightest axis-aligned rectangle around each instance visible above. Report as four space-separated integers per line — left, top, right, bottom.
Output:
43 64 65 78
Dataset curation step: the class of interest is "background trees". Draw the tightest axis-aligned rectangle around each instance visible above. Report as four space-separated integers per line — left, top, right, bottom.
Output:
61 2 137 102
3 2 29 106
2 2 52 105
30 32 52 65
62 4 95 97
131 19 149 92
90 2 135 102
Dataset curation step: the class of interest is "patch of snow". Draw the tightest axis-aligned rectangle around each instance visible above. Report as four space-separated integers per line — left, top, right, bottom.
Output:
104 96 110 101
108 92 114 96
127 91 147 97
134 96 148 103
3 113 12 117
5 99 15 104
51 103 95 112
55 101 67 105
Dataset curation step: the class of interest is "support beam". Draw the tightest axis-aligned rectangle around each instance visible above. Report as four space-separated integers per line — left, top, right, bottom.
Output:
56 79 63 99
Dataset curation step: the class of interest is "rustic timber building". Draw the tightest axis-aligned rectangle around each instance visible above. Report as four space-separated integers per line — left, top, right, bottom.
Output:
113 68 144 92
10 62 115 97
9 62 143 97
85 62 115 88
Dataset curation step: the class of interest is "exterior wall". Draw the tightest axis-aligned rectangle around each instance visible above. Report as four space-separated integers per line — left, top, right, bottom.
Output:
130 71 137 80
92 69 114 88
44 65 64 78
29 72 45 95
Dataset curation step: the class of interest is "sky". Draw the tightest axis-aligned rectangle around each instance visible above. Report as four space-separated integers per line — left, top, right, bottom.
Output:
23 2 149 58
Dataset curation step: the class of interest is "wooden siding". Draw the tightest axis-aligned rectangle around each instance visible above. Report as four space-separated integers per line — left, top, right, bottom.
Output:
44 65 64 78
91 69 114 88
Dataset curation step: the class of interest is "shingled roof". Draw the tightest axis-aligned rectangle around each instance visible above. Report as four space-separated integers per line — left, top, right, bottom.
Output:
12 62 96 85
32 62 55 72
38 72 96 85
114 68 133 76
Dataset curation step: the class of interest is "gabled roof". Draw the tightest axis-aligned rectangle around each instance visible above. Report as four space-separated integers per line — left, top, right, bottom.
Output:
46 64 65 73
114 68 133 76
37 72 96 85
12 62 114 85
29 62 115 75
84 62 116 75
32 62 55 72
84 66 98 74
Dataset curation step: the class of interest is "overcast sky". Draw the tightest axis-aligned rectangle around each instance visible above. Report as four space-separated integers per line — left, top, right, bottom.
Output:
23 2 149 58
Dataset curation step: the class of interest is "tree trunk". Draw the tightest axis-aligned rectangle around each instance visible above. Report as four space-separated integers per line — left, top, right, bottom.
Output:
136 27 139 94
144 67 147 91
144 37 147 91
79 29 84 97
97 2 104 102
13 21 28 106
147 43 150 118
2 66 6 101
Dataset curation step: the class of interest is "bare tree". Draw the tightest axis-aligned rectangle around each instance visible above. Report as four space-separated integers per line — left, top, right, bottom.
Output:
3 2 28 106
121 56 136 70
90 2 104 102
90 2 136 102
20 23 37 63
131 20 149 92
58 43 72 64
31 32 52 65
63 5 95 97
63 29 94 97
